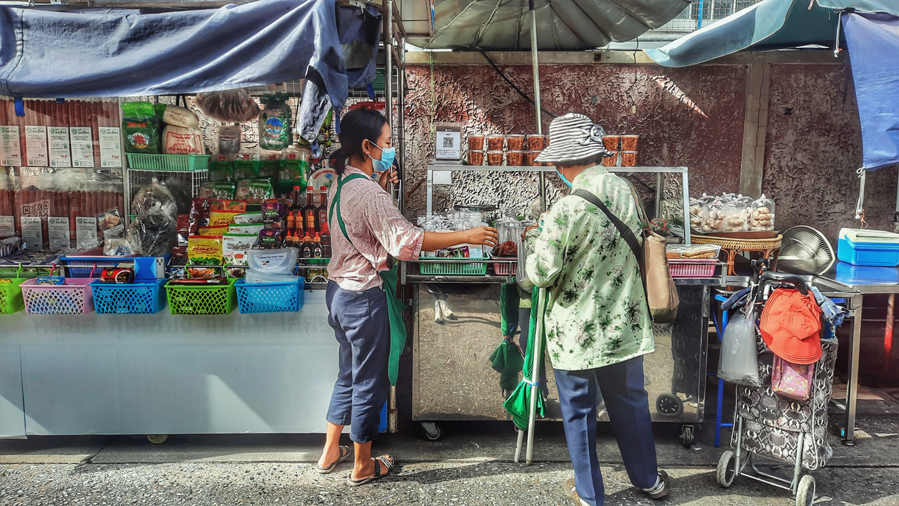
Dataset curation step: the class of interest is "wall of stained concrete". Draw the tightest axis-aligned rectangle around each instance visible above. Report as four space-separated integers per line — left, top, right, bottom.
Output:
402 60 896 242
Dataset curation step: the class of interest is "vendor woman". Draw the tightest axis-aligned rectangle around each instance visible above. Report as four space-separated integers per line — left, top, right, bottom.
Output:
316 108 498 485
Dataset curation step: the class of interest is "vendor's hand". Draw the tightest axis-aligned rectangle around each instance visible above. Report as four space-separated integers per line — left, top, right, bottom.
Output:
466 226 498 248
379 169 400 190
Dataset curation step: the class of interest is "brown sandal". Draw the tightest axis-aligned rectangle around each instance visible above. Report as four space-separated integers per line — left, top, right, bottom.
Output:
346 455 395 486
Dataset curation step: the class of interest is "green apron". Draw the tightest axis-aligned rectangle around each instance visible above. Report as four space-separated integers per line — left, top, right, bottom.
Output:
328 174 408 386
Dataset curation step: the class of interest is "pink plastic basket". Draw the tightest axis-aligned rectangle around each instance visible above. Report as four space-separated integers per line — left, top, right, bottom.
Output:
493 259 517 276
668 259 717 278
20 278 95 315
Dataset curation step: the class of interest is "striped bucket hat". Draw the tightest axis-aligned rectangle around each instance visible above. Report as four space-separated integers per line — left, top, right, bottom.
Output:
535 113 614 164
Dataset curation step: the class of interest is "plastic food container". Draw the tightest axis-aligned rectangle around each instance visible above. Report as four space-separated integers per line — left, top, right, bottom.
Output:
468 150 484 166
602 136 620 151
666 244 721 260
621 135 639 151
487 135 505 151
506 135 525 151
601 153 619 167
526 135 545 151
468 135 485 151
506 151 525 166
668 259 717 278
248 248 299 275
526 151 541 166
487 151 504 166
751 195 776 231
621 152 637 167
837 228 899 267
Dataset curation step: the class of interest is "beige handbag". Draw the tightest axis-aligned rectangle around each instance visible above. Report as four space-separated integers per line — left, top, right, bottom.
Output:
573 186 679 323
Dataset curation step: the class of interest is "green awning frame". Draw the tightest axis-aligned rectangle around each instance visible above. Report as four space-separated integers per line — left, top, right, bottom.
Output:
644 0 899 68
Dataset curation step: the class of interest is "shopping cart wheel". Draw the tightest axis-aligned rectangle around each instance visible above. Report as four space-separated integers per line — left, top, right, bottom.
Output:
146 434 168 445
681 425 695 448
656 393 683 417
716 451 737 488
795 475 815 506
420 421 444 442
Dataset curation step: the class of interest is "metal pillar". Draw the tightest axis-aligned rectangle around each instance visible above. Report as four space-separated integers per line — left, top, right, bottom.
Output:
530 3 546 212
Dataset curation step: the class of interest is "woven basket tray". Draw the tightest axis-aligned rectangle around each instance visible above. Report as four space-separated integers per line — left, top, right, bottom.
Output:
692 234 783 251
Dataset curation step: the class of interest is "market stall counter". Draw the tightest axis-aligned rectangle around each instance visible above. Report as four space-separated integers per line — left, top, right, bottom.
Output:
407 259 728 447
0 287 339 439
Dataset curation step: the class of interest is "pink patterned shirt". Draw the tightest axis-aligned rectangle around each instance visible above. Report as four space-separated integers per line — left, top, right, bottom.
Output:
327 166 424 291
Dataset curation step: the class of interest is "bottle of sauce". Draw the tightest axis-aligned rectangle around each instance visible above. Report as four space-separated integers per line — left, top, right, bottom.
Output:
294 211 304 238
301 230 313 259
304 184 316 233
320 222 331 258
312 233 323 259
318 186 329 232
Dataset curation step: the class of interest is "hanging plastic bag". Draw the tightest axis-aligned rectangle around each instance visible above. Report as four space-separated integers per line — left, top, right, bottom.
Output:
717 310 761 387
516 239 533 293
196 89 260 123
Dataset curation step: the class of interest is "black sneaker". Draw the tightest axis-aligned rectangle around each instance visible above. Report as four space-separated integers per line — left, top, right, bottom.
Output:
641 471 670 499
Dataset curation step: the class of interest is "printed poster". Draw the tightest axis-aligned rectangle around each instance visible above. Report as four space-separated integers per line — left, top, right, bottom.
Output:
99 127 122 168
70 127 95 168
0 126 21 166
49 127 72 168
25 126 48 166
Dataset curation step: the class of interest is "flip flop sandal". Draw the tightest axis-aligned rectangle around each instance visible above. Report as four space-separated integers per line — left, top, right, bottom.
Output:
313 446 351 475
560 478 586 506
346 455 395 486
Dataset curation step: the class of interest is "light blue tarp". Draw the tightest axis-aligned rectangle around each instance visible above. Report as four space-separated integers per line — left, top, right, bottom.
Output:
0 0 378 121
844 12 899 170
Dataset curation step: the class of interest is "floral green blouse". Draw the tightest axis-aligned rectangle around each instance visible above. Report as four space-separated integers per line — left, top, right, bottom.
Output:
524 166 655 371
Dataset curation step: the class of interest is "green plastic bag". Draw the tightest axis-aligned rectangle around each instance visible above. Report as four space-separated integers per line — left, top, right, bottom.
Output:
259 95 292 151
122 102 161 154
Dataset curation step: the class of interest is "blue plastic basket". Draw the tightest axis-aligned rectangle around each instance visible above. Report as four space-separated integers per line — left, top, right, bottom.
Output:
90 278 168 314
235 278 305 314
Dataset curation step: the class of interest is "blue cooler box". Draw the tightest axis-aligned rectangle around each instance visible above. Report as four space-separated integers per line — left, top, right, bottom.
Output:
837 228 899 267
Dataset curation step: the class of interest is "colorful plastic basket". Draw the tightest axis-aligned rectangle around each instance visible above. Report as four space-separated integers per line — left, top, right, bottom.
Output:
20 278 94 315
91 278 168 314
165 278 237 315
668 259 718 278
235 278 305 314
126 153 210 171
493 259 517 276
419 256 488 276
0 277 26 315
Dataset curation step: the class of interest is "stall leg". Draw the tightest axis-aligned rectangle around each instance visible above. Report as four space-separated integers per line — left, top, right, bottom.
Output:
844 295 863 446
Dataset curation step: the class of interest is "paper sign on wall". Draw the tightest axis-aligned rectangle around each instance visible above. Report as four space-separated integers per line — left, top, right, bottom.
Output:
21 217 42 251
0 216 13 238
99 127 122 168
49 217 70 250
435 123 462 161
0 126 21 166
70 127 95 168
76 216 98 249
25 126 49 166
49 127 72 168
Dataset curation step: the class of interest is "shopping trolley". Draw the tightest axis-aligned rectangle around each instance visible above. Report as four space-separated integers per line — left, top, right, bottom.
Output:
716 269 844 506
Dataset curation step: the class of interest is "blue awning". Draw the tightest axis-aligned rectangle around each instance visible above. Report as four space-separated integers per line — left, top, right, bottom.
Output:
0 0 379 119
643 0 899 68
844 12 899 170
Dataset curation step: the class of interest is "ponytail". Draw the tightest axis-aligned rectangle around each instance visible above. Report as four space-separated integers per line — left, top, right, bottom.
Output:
332 108 388 176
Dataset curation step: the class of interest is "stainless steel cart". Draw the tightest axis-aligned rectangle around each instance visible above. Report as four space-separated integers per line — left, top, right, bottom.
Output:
409 271 727 446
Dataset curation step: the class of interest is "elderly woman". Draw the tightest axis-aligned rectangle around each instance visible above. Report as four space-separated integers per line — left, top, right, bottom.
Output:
524 113 669 506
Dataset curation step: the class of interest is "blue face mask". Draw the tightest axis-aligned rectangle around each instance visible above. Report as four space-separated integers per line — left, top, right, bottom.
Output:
368 142 396 178
558 170 574 188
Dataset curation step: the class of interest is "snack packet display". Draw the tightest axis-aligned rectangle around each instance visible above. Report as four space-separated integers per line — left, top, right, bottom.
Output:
209 199 247 212
217 125 242 155
121 102 161 154
163 125 204 155
208 153 234 183
228 223 265 235
222 233 256 277
187 235 223 278
234 211 264 225
259 94 293 151
198 225 229 237
232 151 261 181
198 182 236 200
208 210 244 227
236 179 274 204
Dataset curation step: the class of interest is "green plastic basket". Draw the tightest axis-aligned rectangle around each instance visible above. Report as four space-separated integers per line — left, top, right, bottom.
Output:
165 278 237 315
419 256 488 276
0 277 26 315
126 153 210 171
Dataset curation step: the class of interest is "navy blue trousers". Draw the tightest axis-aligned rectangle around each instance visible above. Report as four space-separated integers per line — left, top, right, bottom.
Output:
554 357 659 506
325 281 390 444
